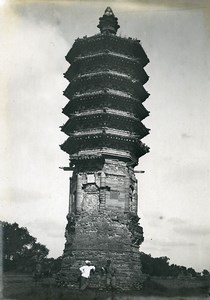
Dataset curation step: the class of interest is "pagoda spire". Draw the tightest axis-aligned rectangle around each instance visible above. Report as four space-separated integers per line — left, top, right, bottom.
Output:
97 7 120 34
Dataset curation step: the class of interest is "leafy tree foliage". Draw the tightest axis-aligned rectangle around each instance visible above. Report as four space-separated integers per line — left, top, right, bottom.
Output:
3 222 49 273
140 252 198 277
202 269 210 276
33 256 62 279
187 267 197 277
140 253 170 276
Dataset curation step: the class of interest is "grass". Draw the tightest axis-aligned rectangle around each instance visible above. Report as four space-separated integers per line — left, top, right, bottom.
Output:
4 286 210 300
3 274 209 300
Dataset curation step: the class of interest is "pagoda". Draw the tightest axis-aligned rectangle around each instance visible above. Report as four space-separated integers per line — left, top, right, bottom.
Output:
60 7 150 290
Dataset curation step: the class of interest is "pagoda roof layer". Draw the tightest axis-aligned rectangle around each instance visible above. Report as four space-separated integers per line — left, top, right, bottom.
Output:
62 91 149 120
61 112 149 139
64 52 149 84
69 149 137 165
66 34 149 67
63 72 149 101
60 133 149 160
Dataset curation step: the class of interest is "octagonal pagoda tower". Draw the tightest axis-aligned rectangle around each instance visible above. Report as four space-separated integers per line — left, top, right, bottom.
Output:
60 7 150 290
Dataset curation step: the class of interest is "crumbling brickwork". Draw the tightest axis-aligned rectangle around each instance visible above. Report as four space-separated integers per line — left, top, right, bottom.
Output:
59 159 145 290
61 211 144 290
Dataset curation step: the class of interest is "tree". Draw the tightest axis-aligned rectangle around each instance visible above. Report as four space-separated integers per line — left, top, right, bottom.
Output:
187 267 197 277
140 253 154 275
140 252 197 278
202 269 209 276
140 253 170 276
3 222 49 273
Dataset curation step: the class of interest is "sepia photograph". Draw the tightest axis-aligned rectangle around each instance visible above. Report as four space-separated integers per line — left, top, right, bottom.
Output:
1 0 210 299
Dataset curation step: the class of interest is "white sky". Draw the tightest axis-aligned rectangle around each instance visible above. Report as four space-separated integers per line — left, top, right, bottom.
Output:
1 0 210 272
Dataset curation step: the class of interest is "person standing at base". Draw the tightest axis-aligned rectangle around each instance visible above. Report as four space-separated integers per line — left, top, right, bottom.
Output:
79 260 95 290
104 260 116 290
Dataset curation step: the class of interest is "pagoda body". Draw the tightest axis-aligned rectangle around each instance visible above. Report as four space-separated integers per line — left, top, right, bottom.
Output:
60 7 150 290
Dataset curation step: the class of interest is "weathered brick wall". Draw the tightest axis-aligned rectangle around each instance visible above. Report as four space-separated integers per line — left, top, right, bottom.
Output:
61 159 144 290
61 211 144 290
69 159 139 214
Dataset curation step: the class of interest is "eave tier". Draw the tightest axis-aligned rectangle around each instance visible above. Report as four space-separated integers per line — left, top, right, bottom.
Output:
64 52 149 85
63 73 149 101
69 151 137 167
66 34 149 67
62 92 149 120
61 112 149 139
60 133 149 160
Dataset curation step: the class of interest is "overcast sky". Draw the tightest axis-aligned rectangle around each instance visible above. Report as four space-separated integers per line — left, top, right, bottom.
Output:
1 0 210 272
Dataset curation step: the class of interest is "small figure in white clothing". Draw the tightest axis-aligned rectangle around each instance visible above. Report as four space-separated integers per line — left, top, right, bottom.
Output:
79 260 95 290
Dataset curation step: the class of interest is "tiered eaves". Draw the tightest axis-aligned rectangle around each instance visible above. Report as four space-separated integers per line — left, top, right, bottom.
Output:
61 32 150 165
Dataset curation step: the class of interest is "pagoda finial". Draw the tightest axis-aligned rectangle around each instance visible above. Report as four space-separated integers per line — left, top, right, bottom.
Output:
104 7 114 16
97 7 120 35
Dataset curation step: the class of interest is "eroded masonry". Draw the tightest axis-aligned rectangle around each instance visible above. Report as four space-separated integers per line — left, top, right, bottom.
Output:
59 7 150 290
